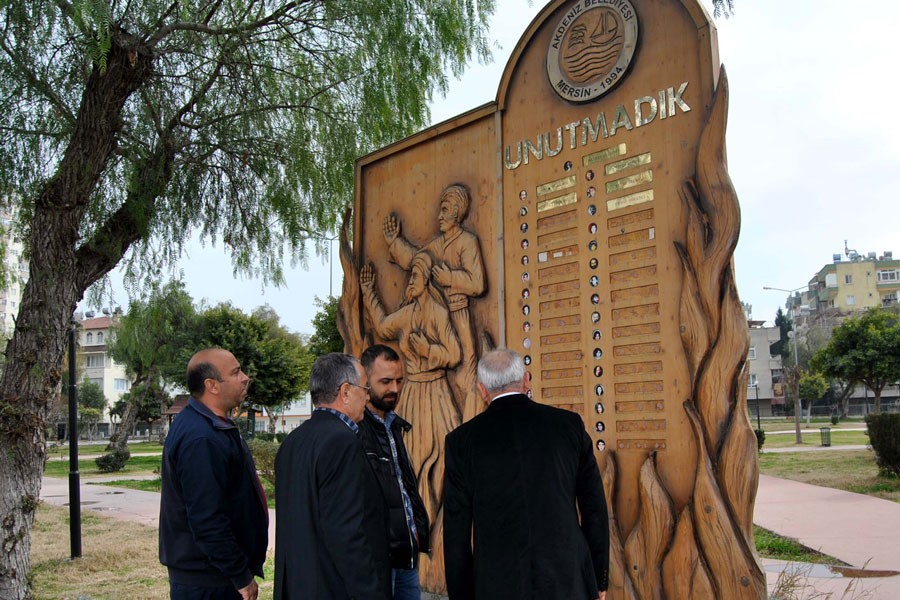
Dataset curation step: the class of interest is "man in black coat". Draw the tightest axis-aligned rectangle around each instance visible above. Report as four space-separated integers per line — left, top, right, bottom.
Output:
358 345 431 600
443 348 609 600
274 353 391 600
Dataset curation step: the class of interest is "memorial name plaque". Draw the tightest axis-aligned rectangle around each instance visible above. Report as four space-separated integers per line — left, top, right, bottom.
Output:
341 0 764 597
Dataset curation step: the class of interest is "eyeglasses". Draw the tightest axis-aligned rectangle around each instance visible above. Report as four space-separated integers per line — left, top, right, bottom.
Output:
344 382 371 394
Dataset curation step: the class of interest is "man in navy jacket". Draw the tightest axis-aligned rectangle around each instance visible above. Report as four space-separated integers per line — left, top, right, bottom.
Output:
443 348 609 600
160 348 268 600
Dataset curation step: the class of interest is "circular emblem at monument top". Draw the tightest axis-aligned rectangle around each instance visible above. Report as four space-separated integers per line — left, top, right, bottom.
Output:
547 0 639 103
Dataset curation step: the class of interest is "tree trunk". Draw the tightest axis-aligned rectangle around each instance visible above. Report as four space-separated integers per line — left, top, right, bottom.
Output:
0 32 154 597
268 411 278 434
107 401 139 454
837 384 853 419
874 388 882 414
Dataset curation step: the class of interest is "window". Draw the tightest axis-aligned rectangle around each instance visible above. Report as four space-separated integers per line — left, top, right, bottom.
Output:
844 274 852 284
878 269 899 283
748 346 757 360
825 273 837 288
85 354 104 368
748 374 758 388
88 378 103 389
86 332 93 344
96 332 103 343
846 295 856 306
114 378 129 391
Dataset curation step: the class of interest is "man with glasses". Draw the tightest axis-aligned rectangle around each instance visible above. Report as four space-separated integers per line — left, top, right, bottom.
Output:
160 348 267 600
358 344 431 600
274 353 391 599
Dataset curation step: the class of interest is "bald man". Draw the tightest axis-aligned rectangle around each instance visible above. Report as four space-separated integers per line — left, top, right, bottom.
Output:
160 348 268 600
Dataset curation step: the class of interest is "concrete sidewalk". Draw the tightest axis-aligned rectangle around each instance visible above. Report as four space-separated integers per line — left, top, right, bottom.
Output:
755 474 900 598
40 473 900 598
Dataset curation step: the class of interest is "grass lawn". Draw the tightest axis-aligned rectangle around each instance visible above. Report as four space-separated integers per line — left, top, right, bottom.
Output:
100 476 276 508
43 454 162 478
30 503 275 600
759 449 900 503
47 441 164 459
762 429 869 449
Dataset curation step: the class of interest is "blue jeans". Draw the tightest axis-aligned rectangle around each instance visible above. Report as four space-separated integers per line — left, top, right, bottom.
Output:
391 567 420 600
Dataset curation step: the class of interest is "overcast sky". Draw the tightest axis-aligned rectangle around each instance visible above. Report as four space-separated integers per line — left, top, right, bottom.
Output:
86 0 900 334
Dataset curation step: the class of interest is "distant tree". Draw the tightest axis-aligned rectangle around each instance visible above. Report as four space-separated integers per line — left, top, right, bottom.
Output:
309 296 344 357
111 381 168 443
811 309 900 414
199 304 309 433
107 281 198 450
770 308 791 360
75 380 107 441
799 372 828 426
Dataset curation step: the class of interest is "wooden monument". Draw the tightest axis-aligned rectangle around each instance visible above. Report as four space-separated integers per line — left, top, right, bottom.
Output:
338 0 764 597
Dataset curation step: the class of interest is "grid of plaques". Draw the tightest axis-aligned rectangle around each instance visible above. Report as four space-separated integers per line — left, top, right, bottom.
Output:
513 142 664 454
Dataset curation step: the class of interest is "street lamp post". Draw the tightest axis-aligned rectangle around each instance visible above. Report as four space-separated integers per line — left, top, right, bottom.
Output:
763 285 805 445
754 384 761 430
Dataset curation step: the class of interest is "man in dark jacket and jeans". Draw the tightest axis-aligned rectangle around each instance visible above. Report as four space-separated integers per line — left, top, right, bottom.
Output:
359 345 431 600
160 348 268 600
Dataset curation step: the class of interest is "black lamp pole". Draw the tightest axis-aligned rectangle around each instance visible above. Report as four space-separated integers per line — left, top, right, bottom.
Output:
67 322 82 559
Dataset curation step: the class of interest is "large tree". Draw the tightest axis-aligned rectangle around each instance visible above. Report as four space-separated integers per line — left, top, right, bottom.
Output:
811 309 900 415
0 1 495 595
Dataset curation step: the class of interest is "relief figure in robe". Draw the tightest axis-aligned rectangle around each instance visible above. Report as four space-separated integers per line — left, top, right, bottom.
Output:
382 184 486 423
359 252 462 583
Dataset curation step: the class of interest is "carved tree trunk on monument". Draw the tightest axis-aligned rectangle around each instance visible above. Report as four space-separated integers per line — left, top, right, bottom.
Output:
344 1 764 596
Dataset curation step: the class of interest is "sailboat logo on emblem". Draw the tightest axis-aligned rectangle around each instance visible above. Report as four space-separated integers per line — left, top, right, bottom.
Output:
547 0 639 103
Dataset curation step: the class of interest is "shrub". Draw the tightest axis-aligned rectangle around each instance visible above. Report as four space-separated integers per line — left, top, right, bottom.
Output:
248 438 279 488
830 413 839 426
275 432 288 443
254 432 275 442
866 413 900 477
754 429 766 451
95 449 130 473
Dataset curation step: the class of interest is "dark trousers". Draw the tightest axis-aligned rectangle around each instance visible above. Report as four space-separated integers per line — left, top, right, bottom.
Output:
170 581 241 600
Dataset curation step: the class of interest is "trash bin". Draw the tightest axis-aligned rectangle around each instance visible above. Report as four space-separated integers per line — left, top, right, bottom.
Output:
820 427 831 447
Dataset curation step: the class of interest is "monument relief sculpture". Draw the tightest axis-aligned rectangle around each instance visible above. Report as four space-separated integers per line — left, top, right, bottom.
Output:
382 184 487 423
347 0 765 596
359 253 462 590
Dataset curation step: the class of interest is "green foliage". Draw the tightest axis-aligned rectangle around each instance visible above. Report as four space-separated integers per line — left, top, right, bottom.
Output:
247 438 279 489
113 381 167 424
77 379 107 411
770 308 791 360
811 308 900 412
95 448 130 473
865 413 900 477
109 281 198 388
198 303 310 418
308 296 344 357
0 0 497 288
798 372 827 401
72 0 113 74
754 428 765 451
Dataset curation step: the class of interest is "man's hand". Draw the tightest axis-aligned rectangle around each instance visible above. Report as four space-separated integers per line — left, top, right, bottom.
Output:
408 331 429 356
432 263 452 287
597 591 606 600
238 579 259 600
360 263 375 289
383 213 401 244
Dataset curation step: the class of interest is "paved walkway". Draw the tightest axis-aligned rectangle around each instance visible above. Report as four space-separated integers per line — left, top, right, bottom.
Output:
40 461 900 598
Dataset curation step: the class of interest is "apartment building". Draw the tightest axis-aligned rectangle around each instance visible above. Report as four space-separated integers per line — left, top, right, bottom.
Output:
77 312 130 437
747 320 785 418
785 245 899 319
0 206 28 335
